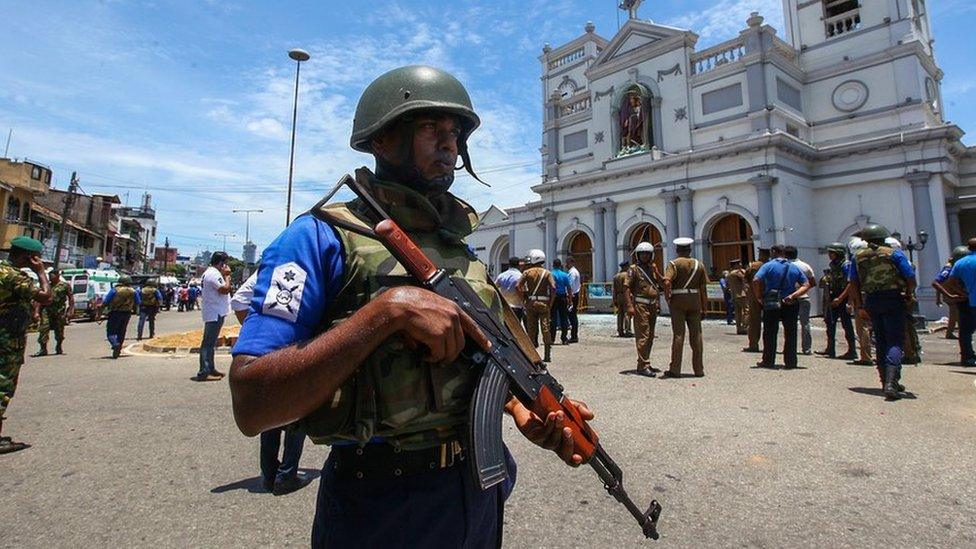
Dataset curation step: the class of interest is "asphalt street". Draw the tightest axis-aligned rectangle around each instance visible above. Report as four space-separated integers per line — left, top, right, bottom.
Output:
2 310 975 548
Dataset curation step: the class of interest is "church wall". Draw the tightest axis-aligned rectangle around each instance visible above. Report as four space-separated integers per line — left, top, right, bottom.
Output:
691 73 749 127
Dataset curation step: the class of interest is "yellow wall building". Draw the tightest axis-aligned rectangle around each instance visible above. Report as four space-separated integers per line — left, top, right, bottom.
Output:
0 158 51 249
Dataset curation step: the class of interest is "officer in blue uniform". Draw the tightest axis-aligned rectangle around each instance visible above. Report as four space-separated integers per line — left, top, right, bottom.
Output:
229 66 591 548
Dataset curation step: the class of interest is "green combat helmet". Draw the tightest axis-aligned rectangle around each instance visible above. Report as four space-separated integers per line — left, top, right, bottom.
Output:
350 65 484 187
859 224 891 245
117 276 132 285
952 245 970 262
826 242 846 254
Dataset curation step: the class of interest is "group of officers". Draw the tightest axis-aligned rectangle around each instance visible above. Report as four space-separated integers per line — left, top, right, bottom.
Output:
498 236 709 378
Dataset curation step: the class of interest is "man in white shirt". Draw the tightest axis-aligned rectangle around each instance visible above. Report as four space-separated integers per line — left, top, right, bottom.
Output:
494 256 525 321
786 246 817 355
567 258 582 343
193 251 232 382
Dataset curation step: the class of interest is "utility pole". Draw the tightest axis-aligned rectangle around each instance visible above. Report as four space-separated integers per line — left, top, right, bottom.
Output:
214 232 236 253
162 236 170 274
53 172 79 271
232 209 263 245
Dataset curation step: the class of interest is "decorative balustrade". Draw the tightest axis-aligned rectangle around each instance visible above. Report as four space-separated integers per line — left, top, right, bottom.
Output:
548 47 585 70
691 39 746 75
559 94 591 117
824 9 861 38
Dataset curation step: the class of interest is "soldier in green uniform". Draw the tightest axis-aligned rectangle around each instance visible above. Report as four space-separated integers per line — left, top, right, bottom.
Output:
849 224 917 400
0 236 52 454
34 269 73 356
815 242 856 359
612 260 633 337
624 242 663 376
137 278 163 340
229 66 590 547
101 275 140 359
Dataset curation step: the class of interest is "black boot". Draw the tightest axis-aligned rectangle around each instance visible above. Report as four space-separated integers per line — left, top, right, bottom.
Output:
55 343 63 355
112 346 121 359
33 346 48 357
543 345 552 363
883 366 900 401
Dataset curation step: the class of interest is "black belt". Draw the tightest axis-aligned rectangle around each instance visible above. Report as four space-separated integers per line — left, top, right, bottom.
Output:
329 439 465 481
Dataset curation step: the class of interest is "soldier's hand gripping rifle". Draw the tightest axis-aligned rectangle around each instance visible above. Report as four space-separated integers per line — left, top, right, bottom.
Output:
318 171 662 540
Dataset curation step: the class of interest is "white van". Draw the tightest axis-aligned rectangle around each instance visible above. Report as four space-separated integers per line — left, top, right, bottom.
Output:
61 268 120 320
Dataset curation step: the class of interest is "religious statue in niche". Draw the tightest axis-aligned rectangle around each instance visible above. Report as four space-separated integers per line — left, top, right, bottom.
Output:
617 87 651 157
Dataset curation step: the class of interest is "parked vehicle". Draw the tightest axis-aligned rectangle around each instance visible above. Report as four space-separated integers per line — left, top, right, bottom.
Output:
61 268 120 320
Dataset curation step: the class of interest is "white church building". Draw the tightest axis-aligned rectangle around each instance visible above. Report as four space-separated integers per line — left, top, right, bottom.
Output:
467 0 976 318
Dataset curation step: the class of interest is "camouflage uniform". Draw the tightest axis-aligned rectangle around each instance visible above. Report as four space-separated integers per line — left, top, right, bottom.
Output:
37 279 71 354
0 261 39 417
105 284 137 356
854 244 911 393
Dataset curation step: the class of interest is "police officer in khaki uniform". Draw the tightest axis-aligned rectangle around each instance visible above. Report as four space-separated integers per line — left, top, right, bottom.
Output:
742 248 768 352
663 237 708 378
517 248 555 362
612 260 633 337
726 259 749 335
624 242 663 376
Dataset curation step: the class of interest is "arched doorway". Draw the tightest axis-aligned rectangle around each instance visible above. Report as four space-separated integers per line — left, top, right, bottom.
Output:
489 236 510 278
566 231 593 283
709 213 754 272
627 222 664 273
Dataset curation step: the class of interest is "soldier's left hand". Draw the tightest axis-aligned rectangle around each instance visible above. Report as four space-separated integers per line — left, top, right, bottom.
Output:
511 397 594 467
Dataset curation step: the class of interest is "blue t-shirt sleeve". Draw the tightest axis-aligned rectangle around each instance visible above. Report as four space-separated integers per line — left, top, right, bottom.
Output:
848 261 859 284
134 289 142 306
103 287 116 305
232 214 345 357
156 289 164 301
935 266 951 284
891 250 915 279
754 262 770 282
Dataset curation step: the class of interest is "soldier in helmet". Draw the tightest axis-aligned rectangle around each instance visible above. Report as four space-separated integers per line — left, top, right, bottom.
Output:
624 242 663 376
815 242 856 359
612 260 633 337
849 224 917 400
101 275 140 359
932 246 970 341
0 236 52 454
229 66 591 547
518 248 555 361
662 237 709 378
946 244 976 366
137 277 163 340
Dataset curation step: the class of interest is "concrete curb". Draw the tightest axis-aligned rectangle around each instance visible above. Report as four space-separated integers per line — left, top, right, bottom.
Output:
139 335 237 355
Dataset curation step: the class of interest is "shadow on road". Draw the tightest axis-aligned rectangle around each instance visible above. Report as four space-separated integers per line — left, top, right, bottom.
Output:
749 365 809 370
211 468 322 494
848 387 918 399
949 369 976 376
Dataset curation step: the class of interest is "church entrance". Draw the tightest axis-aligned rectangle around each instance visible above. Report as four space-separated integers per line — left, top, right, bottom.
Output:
566 231 593 283
708 214 754 272
626 222 664 272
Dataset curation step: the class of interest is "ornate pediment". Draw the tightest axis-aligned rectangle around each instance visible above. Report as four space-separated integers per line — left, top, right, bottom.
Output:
590 19 689 69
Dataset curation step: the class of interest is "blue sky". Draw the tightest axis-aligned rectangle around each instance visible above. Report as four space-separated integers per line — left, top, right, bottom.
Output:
2 0 974 259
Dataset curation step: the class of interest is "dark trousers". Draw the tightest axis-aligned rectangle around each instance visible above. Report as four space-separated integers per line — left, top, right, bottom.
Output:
312 445 516 548
865 291 906 382
724 294 734 324
106 311 131 350
550 295 570 342
260 428 305 484
197 315 225 376
958 302 975 361
825 303 856 355
761 303 799 367
137 305 158 339
569 293 580 339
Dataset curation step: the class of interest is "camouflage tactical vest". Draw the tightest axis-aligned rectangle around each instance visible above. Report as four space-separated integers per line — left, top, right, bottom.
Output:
45 280 71 316
141 286 160 307
826 262 847 299
854 245 905 294
108 286 137 313
295 174 502 450
0 261 38 354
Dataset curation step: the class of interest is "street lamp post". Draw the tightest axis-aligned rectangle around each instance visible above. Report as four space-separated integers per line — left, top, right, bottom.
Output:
892 230 929 329
286 48 310 227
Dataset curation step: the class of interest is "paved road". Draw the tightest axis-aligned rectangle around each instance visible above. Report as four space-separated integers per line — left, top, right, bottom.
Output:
2 311 975 548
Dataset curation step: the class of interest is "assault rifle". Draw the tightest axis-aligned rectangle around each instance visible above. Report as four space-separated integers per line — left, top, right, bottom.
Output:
315 169 662 540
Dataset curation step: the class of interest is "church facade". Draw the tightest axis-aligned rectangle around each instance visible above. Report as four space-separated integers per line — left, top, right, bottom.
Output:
468 0 976 318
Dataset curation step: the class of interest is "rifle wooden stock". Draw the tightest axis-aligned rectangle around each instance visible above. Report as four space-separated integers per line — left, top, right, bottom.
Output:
374 218 438 283
529 385 598 462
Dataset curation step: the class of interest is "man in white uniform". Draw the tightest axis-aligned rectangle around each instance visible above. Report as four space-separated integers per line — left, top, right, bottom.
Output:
567 258 582 343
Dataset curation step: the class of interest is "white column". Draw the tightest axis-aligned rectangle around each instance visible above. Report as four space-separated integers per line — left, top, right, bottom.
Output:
603 200 618 281
908 171 942 317
590 203 606 282
661 190 680 256
947 205 962 248
544 209 557 267
750 175 776 248
507 227 516 260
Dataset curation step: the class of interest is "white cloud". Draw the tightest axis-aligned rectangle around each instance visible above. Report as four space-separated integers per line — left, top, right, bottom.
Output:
667 0 784 45
245 117 288 140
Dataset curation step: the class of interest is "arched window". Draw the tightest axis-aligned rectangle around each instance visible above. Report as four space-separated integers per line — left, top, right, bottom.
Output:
617 85 653 156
